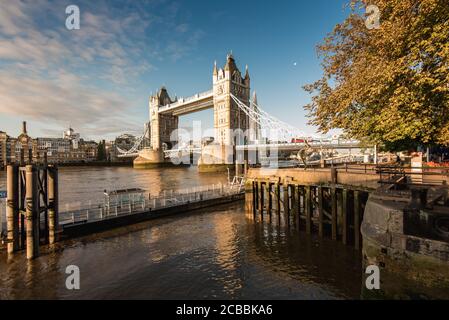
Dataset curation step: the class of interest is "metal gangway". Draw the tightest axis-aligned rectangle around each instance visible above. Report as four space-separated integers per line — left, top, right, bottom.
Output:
59 182 245 226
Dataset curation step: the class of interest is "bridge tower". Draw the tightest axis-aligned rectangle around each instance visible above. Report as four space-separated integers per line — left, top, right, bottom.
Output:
149 87 178 151
212 54 250 145
198 54 251 172
134 54 251 170
134 87 179 168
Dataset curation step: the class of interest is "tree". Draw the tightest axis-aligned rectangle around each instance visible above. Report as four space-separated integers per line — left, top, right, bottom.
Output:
304 0 449 150
97 141 106 161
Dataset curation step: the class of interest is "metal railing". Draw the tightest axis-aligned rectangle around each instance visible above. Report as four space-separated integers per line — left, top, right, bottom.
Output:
59 182 244 226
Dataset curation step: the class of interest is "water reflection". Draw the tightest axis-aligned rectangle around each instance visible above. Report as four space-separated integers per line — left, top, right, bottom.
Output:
0 167 362 299
0 201 363 299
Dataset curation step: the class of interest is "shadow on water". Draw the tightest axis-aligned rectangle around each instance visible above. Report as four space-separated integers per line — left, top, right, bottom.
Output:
0 202 362 300
0 166 363 299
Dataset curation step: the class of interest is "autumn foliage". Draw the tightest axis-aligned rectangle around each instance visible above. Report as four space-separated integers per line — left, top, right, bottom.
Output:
304 0 449 150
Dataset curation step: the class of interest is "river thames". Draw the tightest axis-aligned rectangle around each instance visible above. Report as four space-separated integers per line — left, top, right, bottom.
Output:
0 166 362 299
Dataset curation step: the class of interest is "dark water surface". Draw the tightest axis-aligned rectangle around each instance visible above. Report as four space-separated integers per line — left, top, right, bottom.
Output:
0 167 362 299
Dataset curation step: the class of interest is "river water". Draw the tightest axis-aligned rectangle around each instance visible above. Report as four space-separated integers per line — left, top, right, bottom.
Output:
0 166 362 299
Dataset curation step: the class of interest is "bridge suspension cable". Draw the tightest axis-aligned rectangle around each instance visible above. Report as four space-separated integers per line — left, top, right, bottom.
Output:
230 94 320 142
116 125 150 157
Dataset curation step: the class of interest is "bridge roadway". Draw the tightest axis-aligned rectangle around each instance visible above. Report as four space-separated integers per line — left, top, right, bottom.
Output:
120 141 366 158
163 141 365 157
157 90 214 116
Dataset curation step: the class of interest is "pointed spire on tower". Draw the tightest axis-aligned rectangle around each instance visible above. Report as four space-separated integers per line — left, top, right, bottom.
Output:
252 90 258 106
245 64 250 79
213 60 218 75
224 53 236 71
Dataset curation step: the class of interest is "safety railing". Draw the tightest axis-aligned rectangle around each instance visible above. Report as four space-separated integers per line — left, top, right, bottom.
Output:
59 182 244 226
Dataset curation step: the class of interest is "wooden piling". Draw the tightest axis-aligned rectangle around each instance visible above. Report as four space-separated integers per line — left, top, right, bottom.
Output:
291 185 298 217
297 186 303 230
342 189 348 245
259 182 264 220
283 184 289 225
305 186 312 234
275 183 281 215
254 180 260 213
48 166 59 244
354 191 361 250
317 186 324 237
251 181 257 217
331 187 337 240
6 165 19 253
25 165 39 259
267 183 272 220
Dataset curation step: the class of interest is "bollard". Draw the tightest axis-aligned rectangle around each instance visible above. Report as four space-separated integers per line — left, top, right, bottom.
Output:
317 186 324 237
6 165 19 254
304 186 312 234
47 166 59 244
25 165 39 260
331 187 337 240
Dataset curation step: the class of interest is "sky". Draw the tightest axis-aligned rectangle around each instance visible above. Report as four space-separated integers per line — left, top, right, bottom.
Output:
0 0 352 141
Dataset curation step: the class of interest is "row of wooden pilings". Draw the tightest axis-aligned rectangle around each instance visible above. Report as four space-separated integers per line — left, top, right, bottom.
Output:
247 178 369 249
6 164 59 259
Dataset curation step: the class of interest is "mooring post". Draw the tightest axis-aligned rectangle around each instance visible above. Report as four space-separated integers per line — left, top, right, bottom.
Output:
305 186 312 234
251 181 257 218
275 183 281 215
254 180 259 213
331 187 337 241
296 186 303 230
283 184 290 225
267 183 272 220
354 191 361 250
317 186 324 237
25 165 39 259
48 165 59 245
6 165 19 254
259 181 264 218
342 189 348 245
290 185 298 218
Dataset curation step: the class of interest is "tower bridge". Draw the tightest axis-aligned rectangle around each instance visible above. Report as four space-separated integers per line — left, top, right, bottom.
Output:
117 54 372 171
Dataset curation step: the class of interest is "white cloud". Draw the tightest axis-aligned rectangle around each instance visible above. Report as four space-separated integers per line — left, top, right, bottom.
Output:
0 0 205 139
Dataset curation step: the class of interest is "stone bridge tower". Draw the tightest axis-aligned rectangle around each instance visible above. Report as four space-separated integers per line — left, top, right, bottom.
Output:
149 87 179 151
212 54 250 145
135 54 251 171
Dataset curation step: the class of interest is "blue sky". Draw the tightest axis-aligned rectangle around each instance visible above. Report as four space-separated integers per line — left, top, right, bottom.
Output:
0 0 352 141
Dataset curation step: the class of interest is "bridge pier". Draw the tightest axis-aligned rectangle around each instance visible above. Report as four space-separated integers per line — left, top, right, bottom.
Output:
133 149 170 169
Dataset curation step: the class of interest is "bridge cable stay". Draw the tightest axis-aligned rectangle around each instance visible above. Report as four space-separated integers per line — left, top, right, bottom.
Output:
117 93 334 157
230 94 322 143
116 125 150 157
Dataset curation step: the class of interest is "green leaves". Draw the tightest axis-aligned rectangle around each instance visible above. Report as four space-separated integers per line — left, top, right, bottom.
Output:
304 0 449 149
